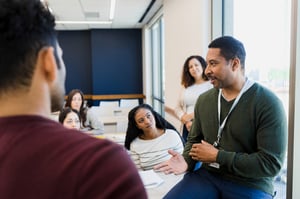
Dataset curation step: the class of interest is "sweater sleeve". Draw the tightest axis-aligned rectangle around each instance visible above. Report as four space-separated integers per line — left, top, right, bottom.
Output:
182 97 204 171
129 150 142 170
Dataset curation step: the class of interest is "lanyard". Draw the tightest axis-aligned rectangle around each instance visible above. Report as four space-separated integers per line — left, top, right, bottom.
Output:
213 78 254 148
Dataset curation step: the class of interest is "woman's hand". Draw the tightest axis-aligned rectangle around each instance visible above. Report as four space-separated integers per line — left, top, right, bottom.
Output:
181 113 194 125
185 120 193 131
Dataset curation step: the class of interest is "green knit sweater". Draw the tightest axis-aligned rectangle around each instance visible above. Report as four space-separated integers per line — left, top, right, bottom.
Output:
183 83 287 195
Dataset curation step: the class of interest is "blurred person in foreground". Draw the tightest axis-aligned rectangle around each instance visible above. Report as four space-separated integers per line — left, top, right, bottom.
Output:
154 36 287 199
0 0 147 198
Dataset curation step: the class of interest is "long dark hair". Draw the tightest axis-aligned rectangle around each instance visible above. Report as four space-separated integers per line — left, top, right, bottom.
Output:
64 89 89 128
124 104 182 150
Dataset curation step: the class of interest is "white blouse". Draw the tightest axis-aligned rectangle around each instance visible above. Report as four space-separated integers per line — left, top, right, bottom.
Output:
129 129 184 170
174 81 213 119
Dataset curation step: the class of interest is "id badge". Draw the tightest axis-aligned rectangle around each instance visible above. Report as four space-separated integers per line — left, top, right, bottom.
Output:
208 162 220 169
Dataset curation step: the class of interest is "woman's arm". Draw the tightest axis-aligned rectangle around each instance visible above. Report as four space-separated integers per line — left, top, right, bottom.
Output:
86 109 104 134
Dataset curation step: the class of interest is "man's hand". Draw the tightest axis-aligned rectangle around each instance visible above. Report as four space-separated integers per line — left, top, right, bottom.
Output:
153 149 188 175
189 140 218 163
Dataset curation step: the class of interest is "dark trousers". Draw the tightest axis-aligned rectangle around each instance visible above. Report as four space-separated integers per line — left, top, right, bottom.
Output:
163 168 273 199
182 125 189 143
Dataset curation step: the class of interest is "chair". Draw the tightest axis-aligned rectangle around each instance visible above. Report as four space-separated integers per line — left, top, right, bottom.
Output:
90 106 114 117
116 119 128 133
119 99 139 108
99 100 119 107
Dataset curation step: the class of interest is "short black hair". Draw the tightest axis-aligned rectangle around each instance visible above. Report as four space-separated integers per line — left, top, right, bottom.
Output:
208 36 246 68
0 0 58 93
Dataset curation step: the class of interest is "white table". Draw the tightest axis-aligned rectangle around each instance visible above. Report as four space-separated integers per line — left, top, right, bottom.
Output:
145 171 184 199
95 133 184 198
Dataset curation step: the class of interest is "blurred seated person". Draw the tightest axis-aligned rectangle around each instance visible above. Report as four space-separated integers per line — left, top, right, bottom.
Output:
65 89 104 135
58 107 81 130
125 104 184 170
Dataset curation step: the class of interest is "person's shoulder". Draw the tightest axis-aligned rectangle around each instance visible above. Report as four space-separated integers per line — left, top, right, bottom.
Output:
247 83 284 111
198 87 218 99
249 82 281 100
164 129 182 140
25 115 116 149
165 128 178 135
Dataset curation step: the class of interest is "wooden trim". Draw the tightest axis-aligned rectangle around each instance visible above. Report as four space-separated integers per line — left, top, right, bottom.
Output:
65 94 145 100
64 94 145 100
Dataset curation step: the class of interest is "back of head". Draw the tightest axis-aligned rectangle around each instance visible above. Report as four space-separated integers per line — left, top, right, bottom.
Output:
208 36 246 68
0 0 58 95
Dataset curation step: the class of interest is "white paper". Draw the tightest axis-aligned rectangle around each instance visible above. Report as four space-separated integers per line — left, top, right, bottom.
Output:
138 170 164 189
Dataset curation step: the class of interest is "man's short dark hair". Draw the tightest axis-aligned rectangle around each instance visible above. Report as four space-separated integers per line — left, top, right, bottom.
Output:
0 0 58 93
208 36 246 68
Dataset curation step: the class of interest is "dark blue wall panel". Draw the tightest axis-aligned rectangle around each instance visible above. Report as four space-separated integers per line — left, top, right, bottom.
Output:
90 29 143 95
58 31 92 94
57 29 142 98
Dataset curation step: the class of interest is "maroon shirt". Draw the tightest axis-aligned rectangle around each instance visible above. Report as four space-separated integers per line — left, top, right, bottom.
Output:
0 115 147 199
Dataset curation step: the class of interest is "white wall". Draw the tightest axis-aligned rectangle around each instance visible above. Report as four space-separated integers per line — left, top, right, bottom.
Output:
163 0 211 129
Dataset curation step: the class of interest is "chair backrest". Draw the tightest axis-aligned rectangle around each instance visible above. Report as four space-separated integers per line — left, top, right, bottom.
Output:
99 100 119 107
116 119 128 133
119 99 139 108
90 106 114 117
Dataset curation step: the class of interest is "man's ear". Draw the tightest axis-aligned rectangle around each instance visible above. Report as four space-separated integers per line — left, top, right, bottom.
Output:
36 46 57 82
231 57 241 71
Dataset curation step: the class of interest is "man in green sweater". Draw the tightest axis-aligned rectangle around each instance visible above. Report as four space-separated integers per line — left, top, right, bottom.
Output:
154 36 287 198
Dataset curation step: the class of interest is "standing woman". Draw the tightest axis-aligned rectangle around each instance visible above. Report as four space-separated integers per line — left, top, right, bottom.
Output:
65 89 104 135
174 55 212 143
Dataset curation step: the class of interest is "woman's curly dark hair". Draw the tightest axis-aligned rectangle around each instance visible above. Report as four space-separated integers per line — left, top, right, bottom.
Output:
181 55 208 88
124 104 182 150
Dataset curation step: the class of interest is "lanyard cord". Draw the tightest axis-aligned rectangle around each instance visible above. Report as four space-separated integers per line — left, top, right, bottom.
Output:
213 78 254 147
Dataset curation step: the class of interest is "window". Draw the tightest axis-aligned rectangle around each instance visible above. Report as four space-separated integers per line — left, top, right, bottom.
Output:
213 0 291 198
149 17 165 114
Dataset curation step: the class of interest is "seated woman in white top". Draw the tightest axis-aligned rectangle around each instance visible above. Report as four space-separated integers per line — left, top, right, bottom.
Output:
65 89 104 135
125 104 184 170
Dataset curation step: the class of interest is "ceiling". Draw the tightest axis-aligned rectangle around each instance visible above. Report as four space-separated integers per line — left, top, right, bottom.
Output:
45 0 163 30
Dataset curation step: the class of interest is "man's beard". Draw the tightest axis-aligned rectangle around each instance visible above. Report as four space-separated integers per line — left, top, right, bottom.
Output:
50 85 65 112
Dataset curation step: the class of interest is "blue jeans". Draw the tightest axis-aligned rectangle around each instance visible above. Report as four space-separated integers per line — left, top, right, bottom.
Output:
163 168 273 199
182 125 189 143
